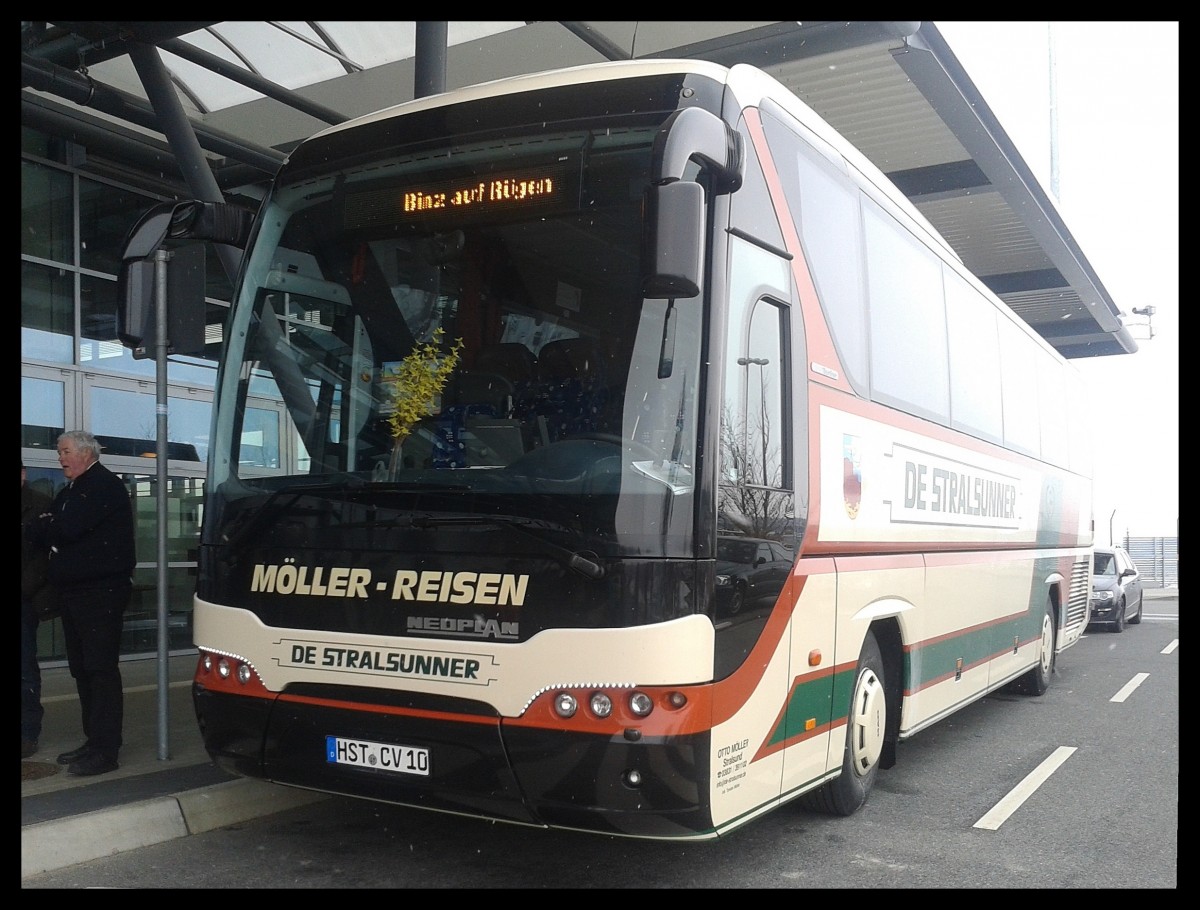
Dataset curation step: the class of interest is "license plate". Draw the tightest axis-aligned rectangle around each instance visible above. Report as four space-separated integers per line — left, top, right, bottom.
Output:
326 735 430 776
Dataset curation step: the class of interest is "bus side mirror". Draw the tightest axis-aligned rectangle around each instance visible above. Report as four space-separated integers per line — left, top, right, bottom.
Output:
118 203 178 351
642 181 704 299
117 200 254 352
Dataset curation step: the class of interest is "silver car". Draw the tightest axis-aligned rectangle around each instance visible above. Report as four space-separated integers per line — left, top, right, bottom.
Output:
1089 545 1144 632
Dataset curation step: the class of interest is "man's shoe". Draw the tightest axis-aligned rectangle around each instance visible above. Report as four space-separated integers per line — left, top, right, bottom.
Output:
21 738 38 758
67 752 119 777
57 744 91 765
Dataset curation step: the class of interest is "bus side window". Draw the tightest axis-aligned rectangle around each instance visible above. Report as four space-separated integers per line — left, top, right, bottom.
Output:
720 238 793 542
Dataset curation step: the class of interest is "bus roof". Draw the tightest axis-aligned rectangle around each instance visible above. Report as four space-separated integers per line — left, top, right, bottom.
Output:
301 58 733 145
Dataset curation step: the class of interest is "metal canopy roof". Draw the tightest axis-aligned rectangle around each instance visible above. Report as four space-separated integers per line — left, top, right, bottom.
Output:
19 20 1137 358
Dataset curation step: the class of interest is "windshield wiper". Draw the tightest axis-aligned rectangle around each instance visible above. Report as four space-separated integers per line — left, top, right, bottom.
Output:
219 487 309 553
410 514 605 580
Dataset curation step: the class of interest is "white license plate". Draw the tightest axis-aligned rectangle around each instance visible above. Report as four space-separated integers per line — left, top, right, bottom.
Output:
326 735 430 776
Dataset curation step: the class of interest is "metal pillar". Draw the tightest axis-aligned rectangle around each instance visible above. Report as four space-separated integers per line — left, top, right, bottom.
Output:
153 251 172 760
415 22 447 98
129 43 245 761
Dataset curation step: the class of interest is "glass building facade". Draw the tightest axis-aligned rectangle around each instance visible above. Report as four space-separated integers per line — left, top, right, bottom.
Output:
21 125 235 662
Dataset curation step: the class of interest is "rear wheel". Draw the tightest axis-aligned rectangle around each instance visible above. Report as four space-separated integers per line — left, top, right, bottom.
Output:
1014 598 1055 696
1112 597 1125 633
801 630 885 816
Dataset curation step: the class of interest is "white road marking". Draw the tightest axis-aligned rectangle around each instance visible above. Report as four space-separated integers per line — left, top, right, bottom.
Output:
973 745 1077 830
1110 672 1150 703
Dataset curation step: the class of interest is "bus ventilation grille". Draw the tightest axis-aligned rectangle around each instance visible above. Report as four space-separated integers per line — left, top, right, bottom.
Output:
1065 558 1091 630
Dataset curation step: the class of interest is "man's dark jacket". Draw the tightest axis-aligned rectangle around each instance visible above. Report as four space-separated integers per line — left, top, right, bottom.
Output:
32 461 136 589
21 480 52 621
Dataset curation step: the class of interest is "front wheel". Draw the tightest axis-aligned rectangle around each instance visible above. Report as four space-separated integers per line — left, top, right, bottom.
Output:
1112 597 1126 633
1014 598 1056 696
801 630 886 816
1128 595 1143 625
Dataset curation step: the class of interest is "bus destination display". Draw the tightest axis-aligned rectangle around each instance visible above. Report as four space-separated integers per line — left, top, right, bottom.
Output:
404 172 558 213
344 164 574 230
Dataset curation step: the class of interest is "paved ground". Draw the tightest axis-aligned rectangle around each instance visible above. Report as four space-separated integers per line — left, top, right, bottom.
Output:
20 587 1179 882
21 650 327 880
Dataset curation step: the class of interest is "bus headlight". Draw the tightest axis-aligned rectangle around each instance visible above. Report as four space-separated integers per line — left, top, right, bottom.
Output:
629 692 653 717
589 692 613 718
554 692 578 718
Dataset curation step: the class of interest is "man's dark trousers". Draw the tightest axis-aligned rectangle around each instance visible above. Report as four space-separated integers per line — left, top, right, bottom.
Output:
21 607 43 744
59 580 130 760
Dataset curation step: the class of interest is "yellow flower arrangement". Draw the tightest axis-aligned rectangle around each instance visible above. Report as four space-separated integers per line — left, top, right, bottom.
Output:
385 327 464 443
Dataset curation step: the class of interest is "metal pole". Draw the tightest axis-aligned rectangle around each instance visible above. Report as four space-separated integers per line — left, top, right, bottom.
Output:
414 22 447 98
757 363 768 485
133 41 243 762
154 250 171 761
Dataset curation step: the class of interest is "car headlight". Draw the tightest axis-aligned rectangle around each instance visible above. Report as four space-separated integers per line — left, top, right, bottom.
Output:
1091 590 1114 603
715 574 732 586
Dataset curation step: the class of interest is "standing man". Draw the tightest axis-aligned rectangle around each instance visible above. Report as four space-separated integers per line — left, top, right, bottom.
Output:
28 431 136 776
21 459 52 758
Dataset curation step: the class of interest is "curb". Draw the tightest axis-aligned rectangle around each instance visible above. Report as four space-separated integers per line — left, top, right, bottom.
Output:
21 778 328 880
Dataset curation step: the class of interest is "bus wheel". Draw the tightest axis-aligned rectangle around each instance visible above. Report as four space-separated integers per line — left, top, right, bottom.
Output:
801 630 885 816
1015 598 1055 696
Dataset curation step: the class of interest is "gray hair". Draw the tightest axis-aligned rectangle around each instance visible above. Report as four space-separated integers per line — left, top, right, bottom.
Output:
57 429 102 460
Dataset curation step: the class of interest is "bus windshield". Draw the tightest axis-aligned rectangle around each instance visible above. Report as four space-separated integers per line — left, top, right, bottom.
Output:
209 120 703 561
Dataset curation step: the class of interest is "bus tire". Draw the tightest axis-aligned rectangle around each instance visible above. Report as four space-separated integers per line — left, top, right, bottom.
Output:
801 630 885 816
1014 598 1055 696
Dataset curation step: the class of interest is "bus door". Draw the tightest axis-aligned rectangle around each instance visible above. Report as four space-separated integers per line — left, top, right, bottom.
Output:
714 226 828 816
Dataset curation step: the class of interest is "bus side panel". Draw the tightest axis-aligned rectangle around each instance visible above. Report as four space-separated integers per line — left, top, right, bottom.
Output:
778 570 838 798
914 552 1040 729
809 401 1080 736
706 565 841 832
812 403 1045 553
832 555 925 746
705 598 792 832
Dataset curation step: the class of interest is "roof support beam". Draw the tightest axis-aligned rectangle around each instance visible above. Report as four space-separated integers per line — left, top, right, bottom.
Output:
557 22 632 60
887 158 990 201
33 21 217 70
659 21 921 64
128 42 243 283
980 267 1069 296
895 25 1134 352
160 37 348 125
21 52 284 175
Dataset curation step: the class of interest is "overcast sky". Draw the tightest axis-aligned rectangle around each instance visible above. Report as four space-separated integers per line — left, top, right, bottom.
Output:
936 21 1179 541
